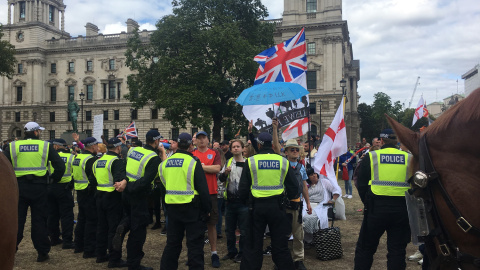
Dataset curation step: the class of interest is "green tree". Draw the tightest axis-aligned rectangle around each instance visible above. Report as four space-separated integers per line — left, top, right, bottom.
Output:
357 103 376 143
125 0 275 141
0 25 17 78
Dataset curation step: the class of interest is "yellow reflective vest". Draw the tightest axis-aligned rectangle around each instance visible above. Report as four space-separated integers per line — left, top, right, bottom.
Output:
159 153 198 204
49 152 74 184
72 153 94 190
10 139 50 178
93 154 119 192
247 154 289 198
368 148 411 196
126 147 157 182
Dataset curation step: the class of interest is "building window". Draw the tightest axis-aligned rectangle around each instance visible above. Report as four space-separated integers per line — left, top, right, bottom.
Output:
103 110 109 121
309 102 316 114
49 5 54 22
191 127 198 136
109 80 115 99
16 130 22 138
109 59 115 70
113 129 120 137
85 129 92 137
51 63 56 73
16 87 22 102
68 62 75 73
68 86 75 99
151 109 158 119
103 83 107 99
114 110 119 120
19 2 26 19
49 130 55 140
306 0 317 13
311 124 317 137
307 42 316 55
86 85 93 100
171 128 179 140
103 129 109 139
51 87 57 101
86 110 92 121
306 71 317 89
117 83 121 99
131 109 138 120
15 112 21 122
18 63 23 74
87 61 93 72
50 111 55 122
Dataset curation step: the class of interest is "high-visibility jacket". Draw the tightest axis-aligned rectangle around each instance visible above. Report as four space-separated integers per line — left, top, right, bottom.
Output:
368 148 411 196
72 153 94 190
126 147 157 182
159 153 198 204
9 139 50 177
247 154 289 198
49 152 74 184
93 154 119 192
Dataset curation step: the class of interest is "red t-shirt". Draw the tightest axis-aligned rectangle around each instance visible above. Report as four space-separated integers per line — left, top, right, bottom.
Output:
192 148 221 194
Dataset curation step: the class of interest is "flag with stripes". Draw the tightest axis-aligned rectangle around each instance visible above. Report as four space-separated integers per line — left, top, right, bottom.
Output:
123 121 138 139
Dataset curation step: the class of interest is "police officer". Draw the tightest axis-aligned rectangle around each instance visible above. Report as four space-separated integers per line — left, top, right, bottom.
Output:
115 129 166 270
92 137 128 267
159 133 212 270
238 132 299 270
47 138 75 250
4 122 65 262
72 137 99 258
354 129 412 270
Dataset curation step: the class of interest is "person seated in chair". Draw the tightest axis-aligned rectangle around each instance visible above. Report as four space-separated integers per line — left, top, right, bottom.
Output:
302 168 340 244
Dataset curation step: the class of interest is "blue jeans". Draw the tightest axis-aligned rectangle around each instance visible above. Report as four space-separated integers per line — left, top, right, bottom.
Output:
216 197 225 235
345 170 353 195
225 201 248 255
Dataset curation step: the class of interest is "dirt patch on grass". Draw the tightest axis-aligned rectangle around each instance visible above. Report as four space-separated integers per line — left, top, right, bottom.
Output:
14 183 421 269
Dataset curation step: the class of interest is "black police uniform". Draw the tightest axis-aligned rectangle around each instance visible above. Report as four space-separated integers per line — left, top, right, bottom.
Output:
354 143 411 270
4 135 65 259
159 149 212 270
123 144 161 270
95 150 127 266
74 149 99 257
47 147 75 248
238 146 299 270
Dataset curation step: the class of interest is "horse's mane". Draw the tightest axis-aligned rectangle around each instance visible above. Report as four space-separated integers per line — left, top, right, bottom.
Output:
426 87 480 136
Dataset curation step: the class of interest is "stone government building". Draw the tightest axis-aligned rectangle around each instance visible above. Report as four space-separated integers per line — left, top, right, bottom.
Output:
0 0 360 144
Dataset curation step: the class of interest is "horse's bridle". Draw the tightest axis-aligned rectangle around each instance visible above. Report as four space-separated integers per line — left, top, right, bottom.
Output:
409 135 480 268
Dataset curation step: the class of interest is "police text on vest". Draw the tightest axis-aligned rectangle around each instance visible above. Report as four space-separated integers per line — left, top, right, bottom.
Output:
19 145 39 152
166 158 184 167
380 154 405 164
258 160 280 169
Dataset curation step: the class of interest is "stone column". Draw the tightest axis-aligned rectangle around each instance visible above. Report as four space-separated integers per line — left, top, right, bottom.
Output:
61 11 65 32
8 3 11 24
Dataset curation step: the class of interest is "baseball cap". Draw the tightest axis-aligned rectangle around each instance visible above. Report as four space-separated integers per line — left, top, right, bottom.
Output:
178 133 193 143
53 138 67 146
107 137 122 147
132 140 143 147
379 129 396 139
196 131 208 137
24 122 45 132
146 130 163 140
82 137 99 147
256 132 272 145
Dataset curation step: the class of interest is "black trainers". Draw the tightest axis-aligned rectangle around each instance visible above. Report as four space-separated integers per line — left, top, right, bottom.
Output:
295 261 307 270
160 227 167 235
96 255 109 263
62 241 75 249
263 245 272 256
221 253 236 260
108 259 128 268
37 253 49 262
73 247 84 253
211 254 221 268
83 252 96 259
112 224 125 251
50 237 63 246
233 254 242 263
151 222 162 230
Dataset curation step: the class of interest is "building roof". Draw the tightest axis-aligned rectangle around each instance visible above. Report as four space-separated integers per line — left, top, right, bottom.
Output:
462 64 479 80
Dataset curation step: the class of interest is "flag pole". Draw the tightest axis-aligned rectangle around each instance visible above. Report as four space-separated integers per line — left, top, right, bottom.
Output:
335 94 346 180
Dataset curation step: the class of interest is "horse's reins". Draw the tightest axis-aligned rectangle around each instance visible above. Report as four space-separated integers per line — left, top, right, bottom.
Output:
411 135 480 268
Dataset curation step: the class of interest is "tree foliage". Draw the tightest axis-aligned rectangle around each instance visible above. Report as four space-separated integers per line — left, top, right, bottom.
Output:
125 0 275 141
0 25 17 79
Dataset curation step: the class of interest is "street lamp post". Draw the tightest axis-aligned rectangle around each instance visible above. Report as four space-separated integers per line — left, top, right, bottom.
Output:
79 91 85 132
318 100 323 135
340 78 346 96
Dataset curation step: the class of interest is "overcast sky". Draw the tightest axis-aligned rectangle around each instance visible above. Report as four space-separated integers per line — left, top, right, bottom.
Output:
1 0 479 106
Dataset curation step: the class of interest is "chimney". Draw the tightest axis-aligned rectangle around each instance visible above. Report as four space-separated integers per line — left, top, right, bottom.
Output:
85 23 99 36
126 19 139 33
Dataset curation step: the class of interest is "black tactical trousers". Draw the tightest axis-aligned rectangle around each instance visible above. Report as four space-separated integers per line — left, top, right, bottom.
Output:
126 196 150 270
240 197 294 270
74 189 97 254
47 182 75 243
17 181 51 254
96 190 123 262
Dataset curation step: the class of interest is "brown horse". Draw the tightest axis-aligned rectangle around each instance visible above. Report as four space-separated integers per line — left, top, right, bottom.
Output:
388 87 480 269
0 153 19 269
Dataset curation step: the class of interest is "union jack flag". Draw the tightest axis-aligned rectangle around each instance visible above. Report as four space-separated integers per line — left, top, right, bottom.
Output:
254 28 307 84
123 121 138 139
